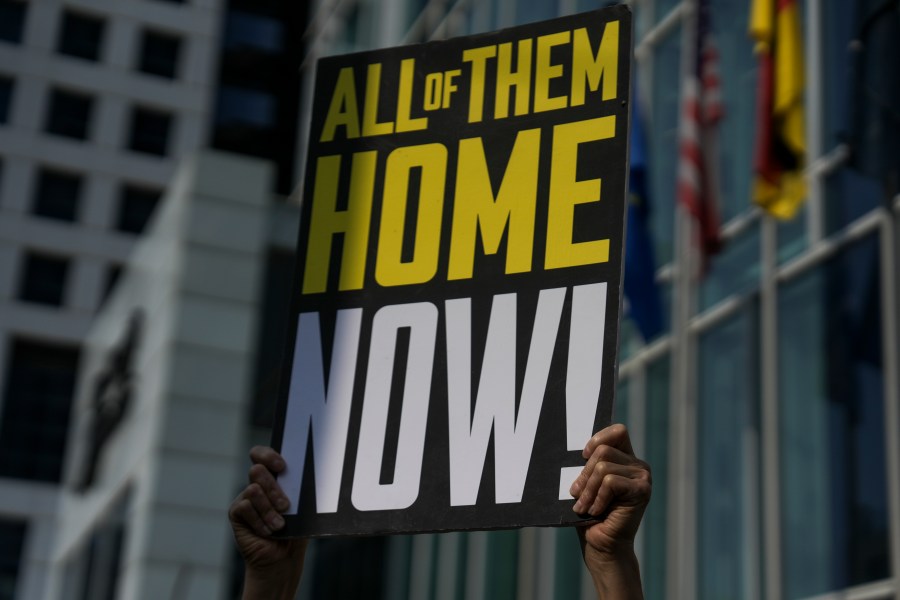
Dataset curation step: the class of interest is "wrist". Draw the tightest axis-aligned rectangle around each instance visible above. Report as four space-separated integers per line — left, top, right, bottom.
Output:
241 541 308 600
582 544 643 600
243 565 303 600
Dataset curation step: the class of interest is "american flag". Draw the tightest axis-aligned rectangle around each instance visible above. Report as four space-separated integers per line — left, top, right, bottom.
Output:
677 0 723 274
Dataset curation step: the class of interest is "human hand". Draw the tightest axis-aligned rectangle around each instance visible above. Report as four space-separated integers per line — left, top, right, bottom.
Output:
569 424 650 598
229 446 307 599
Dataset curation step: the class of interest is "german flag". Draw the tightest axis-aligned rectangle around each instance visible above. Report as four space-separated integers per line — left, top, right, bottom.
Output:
749 0 806 220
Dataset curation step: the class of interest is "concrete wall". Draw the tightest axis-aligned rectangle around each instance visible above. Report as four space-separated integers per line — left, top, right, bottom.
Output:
45 151 271 600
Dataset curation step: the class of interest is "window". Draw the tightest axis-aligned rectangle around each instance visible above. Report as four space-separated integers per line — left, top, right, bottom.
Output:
127 107 172 156
484 531 518 597
223 11 284 53
697 308 762 599
0 339 80 483
0 1 26 45
33 169 81 221
778 234 890 597
45 88 93 140
115 185 160 234
251 250 295 427
0 75 12 124
137 30 181 79
57 11 105 61
0 520 27 600
18 252 69 306
649 29 680 267
62 491 129 600
310 537 388 596
699 223 760 311
642 356 670 600
215 86 276 129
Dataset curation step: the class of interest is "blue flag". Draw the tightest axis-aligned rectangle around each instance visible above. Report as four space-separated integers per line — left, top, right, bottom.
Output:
624 94 664 342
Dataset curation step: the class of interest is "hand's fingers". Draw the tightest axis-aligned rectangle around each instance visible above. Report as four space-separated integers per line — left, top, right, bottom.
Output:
249 446 286 472
249 463 291 512
572 460 644 514
245 482 286 533
229 493 273 538
582 424 635 459
569 443 646 497
583 473 651 517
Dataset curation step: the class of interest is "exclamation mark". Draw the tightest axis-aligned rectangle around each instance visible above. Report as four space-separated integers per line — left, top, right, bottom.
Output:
558 282 607 500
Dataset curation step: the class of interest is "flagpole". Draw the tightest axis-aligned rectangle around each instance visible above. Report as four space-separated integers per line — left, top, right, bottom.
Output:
760 213 783 600
805 0 824 244
880 200 900 599
668 0 699 597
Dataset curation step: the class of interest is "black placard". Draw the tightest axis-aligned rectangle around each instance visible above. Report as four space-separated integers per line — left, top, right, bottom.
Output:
272 6 632 537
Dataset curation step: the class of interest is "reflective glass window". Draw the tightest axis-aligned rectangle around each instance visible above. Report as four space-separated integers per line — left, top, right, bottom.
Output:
382 535 413 599
515 0 558 25
33 168 81 222
824 167 882 235
127 107 172 156
0 1 26 45
697 307 762 599
700 222 760 311
483 530 518 598
138 30 181 79
223 11 284 53
0 339 80 482
615 377 630 427
57 11 105 62
823 0 899 169
656 0 682 19
116 185 161 234
251 249 295 428
406 0 429 30
642 356 670 600
18 252 69 306
649 29 680 266
0 75 12 124
215 86 276 129
45 89 93 140
714 0 757 223
554 527 582 598
777 206 807 265
310 537 388 596
778 234 890 597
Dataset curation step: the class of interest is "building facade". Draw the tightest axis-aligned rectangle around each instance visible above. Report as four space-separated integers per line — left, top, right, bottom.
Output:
0 0 225 597
0 0 307 598
0 0 897 599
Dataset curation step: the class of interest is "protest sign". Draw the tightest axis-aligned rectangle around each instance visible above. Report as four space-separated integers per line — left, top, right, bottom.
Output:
272 5 632 536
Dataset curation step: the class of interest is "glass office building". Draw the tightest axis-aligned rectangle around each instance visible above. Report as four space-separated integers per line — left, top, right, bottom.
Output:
2 0 894 598
285 1 900 599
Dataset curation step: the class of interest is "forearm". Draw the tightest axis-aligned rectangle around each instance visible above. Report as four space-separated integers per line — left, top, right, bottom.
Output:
583 545 644 600
241 543 307 600
242 567 303 600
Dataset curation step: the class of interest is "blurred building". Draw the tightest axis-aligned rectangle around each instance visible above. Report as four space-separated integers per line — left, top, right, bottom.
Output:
0 1 897 600
0 0 305 598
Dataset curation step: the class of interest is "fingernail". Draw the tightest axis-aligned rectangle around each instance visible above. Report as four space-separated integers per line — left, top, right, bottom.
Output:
276 497 290 512
569 481 581 496
271 514 285 529
273 459 285 471
572 500 583 513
